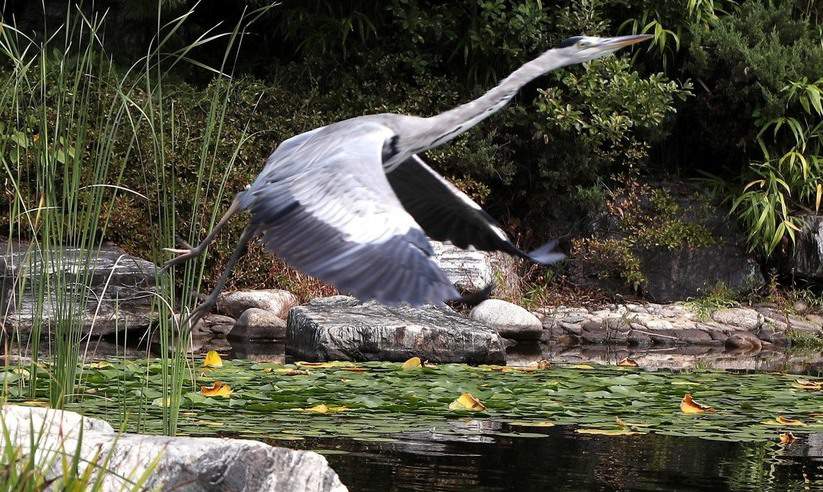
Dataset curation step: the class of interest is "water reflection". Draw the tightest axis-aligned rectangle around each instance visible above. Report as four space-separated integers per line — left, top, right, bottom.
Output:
269 423 822 491
507 343 823 376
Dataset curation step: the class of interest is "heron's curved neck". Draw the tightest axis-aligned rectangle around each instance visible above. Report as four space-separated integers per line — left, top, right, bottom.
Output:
417 49 569 152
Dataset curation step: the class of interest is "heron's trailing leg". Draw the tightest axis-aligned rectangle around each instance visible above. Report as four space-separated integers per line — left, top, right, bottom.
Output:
183 224 256 328
161 193 244 271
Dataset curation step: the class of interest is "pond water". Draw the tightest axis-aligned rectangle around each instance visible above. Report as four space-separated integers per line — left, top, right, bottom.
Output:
3 348 822 491
267 425 821 491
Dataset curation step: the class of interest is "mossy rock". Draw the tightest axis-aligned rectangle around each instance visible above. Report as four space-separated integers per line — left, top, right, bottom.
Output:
572 180 764 302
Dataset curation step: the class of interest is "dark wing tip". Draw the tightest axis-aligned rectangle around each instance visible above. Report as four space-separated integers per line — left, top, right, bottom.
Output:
526 239 566 265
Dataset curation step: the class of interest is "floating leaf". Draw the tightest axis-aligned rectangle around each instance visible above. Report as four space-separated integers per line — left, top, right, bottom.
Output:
576 428 640 436
617 357 638 367
203 351 223 368
775 416 807 427
509 420 554 428
297 361 358 369
793 378 822 391
449 392 486 411
152 397 171 407
569 364 594 370
401 357 422 370
84 361 112 369
536 359 551 370
680 393 715 414
201 381 232 398
779 432 796 444
18 400 50 408
275 369 309 376
303 404 349 414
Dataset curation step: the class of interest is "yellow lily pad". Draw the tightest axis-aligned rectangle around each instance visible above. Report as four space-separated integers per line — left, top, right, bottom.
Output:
576 428 640 436
302 404 349 414
680 393 715 414
202 350 223 368
448 392 486 412
401 357 422 370
201 381 232 398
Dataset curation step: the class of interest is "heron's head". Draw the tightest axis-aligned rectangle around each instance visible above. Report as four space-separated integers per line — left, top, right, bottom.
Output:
556 34 653 63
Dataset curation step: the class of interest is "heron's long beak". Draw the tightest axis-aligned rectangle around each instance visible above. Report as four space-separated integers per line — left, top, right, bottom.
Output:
601 34 654 49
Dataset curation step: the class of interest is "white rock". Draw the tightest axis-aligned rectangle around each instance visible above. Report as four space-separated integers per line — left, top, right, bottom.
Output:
217 289 298 319
470 299 543 340
643 319 674 330
711 308 762 331
1 405 347 492
430 241 493 292
230 308 287 340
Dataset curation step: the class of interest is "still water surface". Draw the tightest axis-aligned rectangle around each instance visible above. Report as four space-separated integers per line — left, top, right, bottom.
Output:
267 424 821 491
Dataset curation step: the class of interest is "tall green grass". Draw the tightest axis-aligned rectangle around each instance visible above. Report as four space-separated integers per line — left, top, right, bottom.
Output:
0 2 273 435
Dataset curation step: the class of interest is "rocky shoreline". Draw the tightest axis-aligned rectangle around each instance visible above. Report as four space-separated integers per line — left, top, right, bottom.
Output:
2 241 821 366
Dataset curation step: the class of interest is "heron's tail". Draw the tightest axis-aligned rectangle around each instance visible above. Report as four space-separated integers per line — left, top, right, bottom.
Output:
526 239 565 265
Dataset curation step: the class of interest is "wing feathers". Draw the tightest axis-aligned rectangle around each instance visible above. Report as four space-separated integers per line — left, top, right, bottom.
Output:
387 155 565 265
247 122 459 306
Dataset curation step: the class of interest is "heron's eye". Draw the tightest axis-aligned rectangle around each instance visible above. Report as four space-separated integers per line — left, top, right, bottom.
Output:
578 40 593 48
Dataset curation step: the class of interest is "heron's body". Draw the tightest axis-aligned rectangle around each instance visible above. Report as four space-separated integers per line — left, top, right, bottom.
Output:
164 34 651 320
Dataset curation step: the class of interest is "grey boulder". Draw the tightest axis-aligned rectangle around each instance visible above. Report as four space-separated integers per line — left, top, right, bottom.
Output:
1 404 346 492
287 296 506 363
217 289 298 319
192 313 236 337
229 308 287 341
470 299 542 340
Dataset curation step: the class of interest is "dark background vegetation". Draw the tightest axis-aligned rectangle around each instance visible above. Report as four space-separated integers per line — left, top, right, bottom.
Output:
2 0 821 302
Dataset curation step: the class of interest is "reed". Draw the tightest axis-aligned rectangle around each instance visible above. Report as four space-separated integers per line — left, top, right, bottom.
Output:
0 1 273 434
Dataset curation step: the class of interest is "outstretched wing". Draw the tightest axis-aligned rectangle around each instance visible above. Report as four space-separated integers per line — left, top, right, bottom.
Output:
386 155 564 264
244 121 459 306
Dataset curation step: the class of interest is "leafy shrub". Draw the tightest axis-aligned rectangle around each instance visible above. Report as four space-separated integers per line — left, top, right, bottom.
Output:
686 1 823 254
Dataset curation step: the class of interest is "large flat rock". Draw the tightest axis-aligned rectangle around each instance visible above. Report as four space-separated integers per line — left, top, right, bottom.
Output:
1 241 158 336
2 404 346 492
287 296 506 363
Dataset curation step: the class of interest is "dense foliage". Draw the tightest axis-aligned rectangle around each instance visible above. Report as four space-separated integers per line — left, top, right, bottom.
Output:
2 0 821 294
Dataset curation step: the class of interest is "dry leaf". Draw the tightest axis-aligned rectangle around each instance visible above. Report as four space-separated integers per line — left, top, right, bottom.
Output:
570 364 594 370
680 393 715 414
776 415 807 427
276 368 309 376
509 420 555 428
617 357 638 367
576 428 640 436
448 392 486 411
536 359 551 370
202 350 223 368
201 381 232 397
340 367 367 373
793 378 823 391
401 357 422 370
297 361 357 369
779 432 797 444
303 404 348 414
85 361 112 369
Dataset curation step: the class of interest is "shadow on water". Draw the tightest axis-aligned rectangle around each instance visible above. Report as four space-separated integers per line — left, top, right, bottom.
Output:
257 422 822 491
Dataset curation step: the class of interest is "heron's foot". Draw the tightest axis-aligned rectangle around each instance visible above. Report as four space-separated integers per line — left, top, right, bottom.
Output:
160 245 203 271
182 298 215 329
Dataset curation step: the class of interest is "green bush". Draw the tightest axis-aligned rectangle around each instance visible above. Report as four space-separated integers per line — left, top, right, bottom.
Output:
686 1 823 254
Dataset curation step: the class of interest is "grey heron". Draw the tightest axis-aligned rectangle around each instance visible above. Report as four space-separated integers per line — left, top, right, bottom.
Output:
163 34 652 322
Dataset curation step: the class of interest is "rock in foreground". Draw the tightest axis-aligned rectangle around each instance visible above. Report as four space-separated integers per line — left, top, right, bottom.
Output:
2 405 346 492
287 296 506 363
